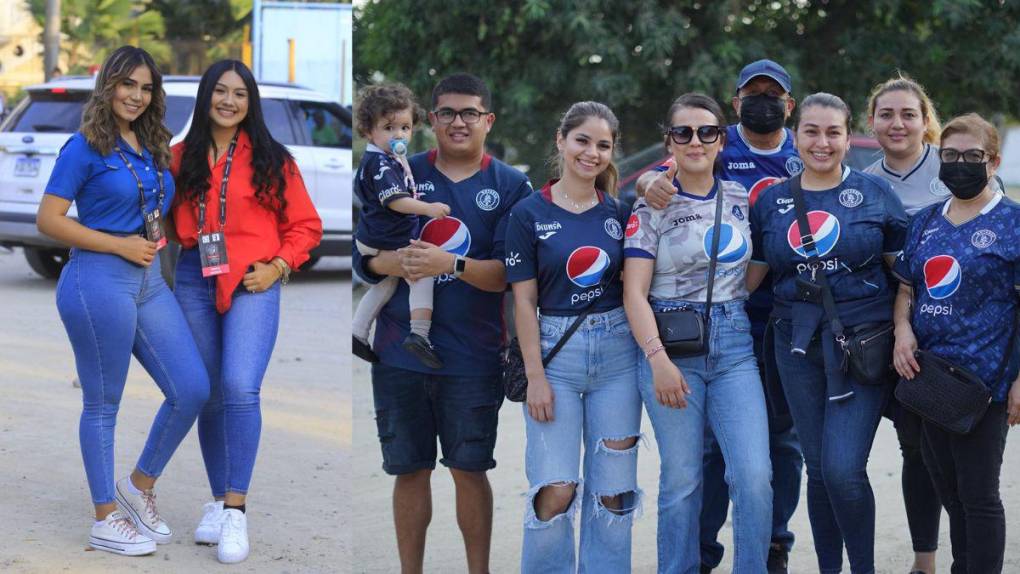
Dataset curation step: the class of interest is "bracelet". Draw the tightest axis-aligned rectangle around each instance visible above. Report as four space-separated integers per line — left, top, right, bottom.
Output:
271 257 291 285
644 344 665 359
643 335 661 346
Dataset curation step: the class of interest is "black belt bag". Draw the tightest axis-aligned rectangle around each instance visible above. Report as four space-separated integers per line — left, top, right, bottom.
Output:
653 184 724 358
894 350 993 435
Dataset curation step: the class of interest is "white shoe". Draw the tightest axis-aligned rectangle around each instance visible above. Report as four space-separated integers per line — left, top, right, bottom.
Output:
194 501 224 544
89 510 157 556
114 476 172 544
217 509 250 564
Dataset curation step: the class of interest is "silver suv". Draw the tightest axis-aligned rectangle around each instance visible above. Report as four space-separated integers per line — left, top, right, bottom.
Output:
0 75 352 278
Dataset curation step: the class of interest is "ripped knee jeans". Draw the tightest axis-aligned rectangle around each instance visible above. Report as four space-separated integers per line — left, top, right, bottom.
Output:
521 306 643 574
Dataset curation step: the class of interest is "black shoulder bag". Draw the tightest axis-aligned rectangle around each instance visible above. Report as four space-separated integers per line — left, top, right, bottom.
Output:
893 205 1016 434
789 174 896 385
653 185 724 357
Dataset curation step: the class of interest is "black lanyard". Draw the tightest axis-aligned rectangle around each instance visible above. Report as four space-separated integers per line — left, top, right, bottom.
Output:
199 130 240 233
115 144 165 218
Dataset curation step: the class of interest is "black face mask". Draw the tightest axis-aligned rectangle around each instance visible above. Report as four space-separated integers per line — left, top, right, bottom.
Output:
740 94 787 134
939 161 988 200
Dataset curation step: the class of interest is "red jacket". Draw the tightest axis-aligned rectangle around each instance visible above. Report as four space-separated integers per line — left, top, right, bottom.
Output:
171 130 323 313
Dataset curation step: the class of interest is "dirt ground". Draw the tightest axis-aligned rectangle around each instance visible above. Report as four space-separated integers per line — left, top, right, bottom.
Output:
351 288 1020 573
0 249 351 574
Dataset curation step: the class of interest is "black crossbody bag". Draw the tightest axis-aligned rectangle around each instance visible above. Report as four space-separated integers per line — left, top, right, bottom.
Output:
653 185 724 358
893 205 1017 434
789 175 896 385
502 272 613 402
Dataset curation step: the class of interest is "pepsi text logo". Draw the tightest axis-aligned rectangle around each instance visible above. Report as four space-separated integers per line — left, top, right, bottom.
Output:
923 255 961 300
703 223 749 264
566 246 610 288
795 258 841 274
571 286 604 306
919 302 953 317
420 217 472 256
786 211 840 259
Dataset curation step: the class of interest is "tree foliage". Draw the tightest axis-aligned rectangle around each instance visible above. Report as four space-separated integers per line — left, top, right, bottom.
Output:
356 0 1020 180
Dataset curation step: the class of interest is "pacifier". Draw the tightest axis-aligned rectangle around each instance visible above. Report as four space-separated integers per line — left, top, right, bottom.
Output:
389 138 409 157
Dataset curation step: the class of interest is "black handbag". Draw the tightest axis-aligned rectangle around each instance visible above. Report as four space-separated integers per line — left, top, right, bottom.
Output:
894 349 994 435
502 272 615 403
653 184 724 358
789 175 896 385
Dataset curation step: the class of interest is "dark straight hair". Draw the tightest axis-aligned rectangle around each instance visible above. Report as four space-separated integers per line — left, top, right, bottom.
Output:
176 59 293 217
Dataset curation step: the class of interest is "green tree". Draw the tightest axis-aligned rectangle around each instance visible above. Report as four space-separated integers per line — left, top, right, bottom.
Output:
356 0 1020 182
151 0 250 74
27 0 169 72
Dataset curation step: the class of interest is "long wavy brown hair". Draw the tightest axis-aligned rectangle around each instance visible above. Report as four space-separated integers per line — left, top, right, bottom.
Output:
80 46 172 169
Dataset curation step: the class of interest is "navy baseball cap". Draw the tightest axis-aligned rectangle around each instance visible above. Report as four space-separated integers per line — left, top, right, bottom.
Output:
736 59 792 93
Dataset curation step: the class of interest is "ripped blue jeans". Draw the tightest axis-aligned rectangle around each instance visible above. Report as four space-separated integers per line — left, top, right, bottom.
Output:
521 306 642 574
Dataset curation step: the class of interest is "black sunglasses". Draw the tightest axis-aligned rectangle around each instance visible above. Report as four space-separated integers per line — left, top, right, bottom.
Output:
666 125 722 145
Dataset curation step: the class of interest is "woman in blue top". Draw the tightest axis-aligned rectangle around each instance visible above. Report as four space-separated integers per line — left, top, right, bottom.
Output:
625 93 772 573
36 46 209 557
892 113 1020 574
505 101 641 573
747 93 908 574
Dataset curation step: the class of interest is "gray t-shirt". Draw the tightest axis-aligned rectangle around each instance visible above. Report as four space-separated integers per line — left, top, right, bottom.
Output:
624 178 751 302
864 144 950 215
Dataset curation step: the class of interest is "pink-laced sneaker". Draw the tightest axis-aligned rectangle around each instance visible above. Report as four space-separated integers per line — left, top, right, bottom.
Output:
115 476 172 544
88 510 157 556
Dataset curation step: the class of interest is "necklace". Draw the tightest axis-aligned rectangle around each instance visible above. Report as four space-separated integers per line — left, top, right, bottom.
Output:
557 186 597 212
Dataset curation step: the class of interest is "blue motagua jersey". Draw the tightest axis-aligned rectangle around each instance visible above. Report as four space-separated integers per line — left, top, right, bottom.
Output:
353 144 417 251
504 182 626 316
371 150 532 376
721 125 803 203
750 167 908 323
892 194 1020 401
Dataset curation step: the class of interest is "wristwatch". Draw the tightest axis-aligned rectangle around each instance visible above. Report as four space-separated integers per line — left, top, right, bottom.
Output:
453 255 467 278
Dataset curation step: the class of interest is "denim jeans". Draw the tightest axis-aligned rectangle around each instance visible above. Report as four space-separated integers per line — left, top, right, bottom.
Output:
521 306 642 574
772 318 891 574
700 413 801 568
174 248 280 496
56 248 209 504
922 401 1009 574
640 299 772 574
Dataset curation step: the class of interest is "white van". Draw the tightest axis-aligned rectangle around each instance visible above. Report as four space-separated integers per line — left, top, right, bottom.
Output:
0 75 352 278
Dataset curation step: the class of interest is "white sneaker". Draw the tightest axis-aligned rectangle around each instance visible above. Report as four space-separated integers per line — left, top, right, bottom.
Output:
89 510 157 556
114 476 172 544
217 509 249 564
194 501 224 544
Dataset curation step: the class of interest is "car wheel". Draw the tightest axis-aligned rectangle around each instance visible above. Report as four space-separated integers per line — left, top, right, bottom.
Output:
24 247 70 279
300 256 320 271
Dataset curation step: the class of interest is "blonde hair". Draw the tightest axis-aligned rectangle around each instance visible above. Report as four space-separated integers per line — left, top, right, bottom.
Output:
867 74 941 145
81 46 172 169
940 113 1000 161
549 101 620 196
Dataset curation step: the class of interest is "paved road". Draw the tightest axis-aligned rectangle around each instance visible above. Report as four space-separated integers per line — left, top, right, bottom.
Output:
351 288 1020 573
0 248 351 574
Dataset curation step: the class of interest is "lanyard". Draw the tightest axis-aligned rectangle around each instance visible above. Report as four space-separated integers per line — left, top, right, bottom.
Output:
199 130 240 233
115 144 165 219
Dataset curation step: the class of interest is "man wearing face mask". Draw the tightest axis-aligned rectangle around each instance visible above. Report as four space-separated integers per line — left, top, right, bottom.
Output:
637 59 803 574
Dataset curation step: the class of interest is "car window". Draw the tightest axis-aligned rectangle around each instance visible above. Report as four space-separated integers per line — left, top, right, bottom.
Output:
295 101 352 149
261 98 298 145
165 95 195 136
5 90 89 133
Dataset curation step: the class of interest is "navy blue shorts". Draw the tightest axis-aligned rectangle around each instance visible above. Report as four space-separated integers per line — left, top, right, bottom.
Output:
371 362 503 475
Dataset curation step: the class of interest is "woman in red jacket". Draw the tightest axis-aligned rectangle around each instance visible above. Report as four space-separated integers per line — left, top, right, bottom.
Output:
170 59 322 564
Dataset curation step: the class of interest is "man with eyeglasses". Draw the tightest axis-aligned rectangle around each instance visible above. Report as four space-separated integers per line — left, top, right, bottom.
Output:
638 59 803 574
355 72 531 574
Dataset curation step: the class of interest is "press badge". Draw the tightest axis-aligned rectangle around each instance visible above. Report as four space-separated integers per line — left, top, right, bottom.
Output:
145 208 167 250
199 232 230 277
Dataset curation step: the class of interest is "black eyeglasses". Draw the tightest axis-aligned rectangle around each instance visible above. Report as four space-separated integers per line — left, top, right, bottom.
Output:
666 125 722 145
939 148 988 164
433 107 488 125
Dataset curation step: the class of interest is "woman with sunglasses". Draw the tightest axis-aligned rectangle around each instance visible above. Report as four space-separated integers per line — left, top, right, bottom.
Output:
747 93 908 574
170 60 322 563
891 113 1020 574
506 101 641 573
624 93 772 573
37 45 209 555
862 74 945 574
